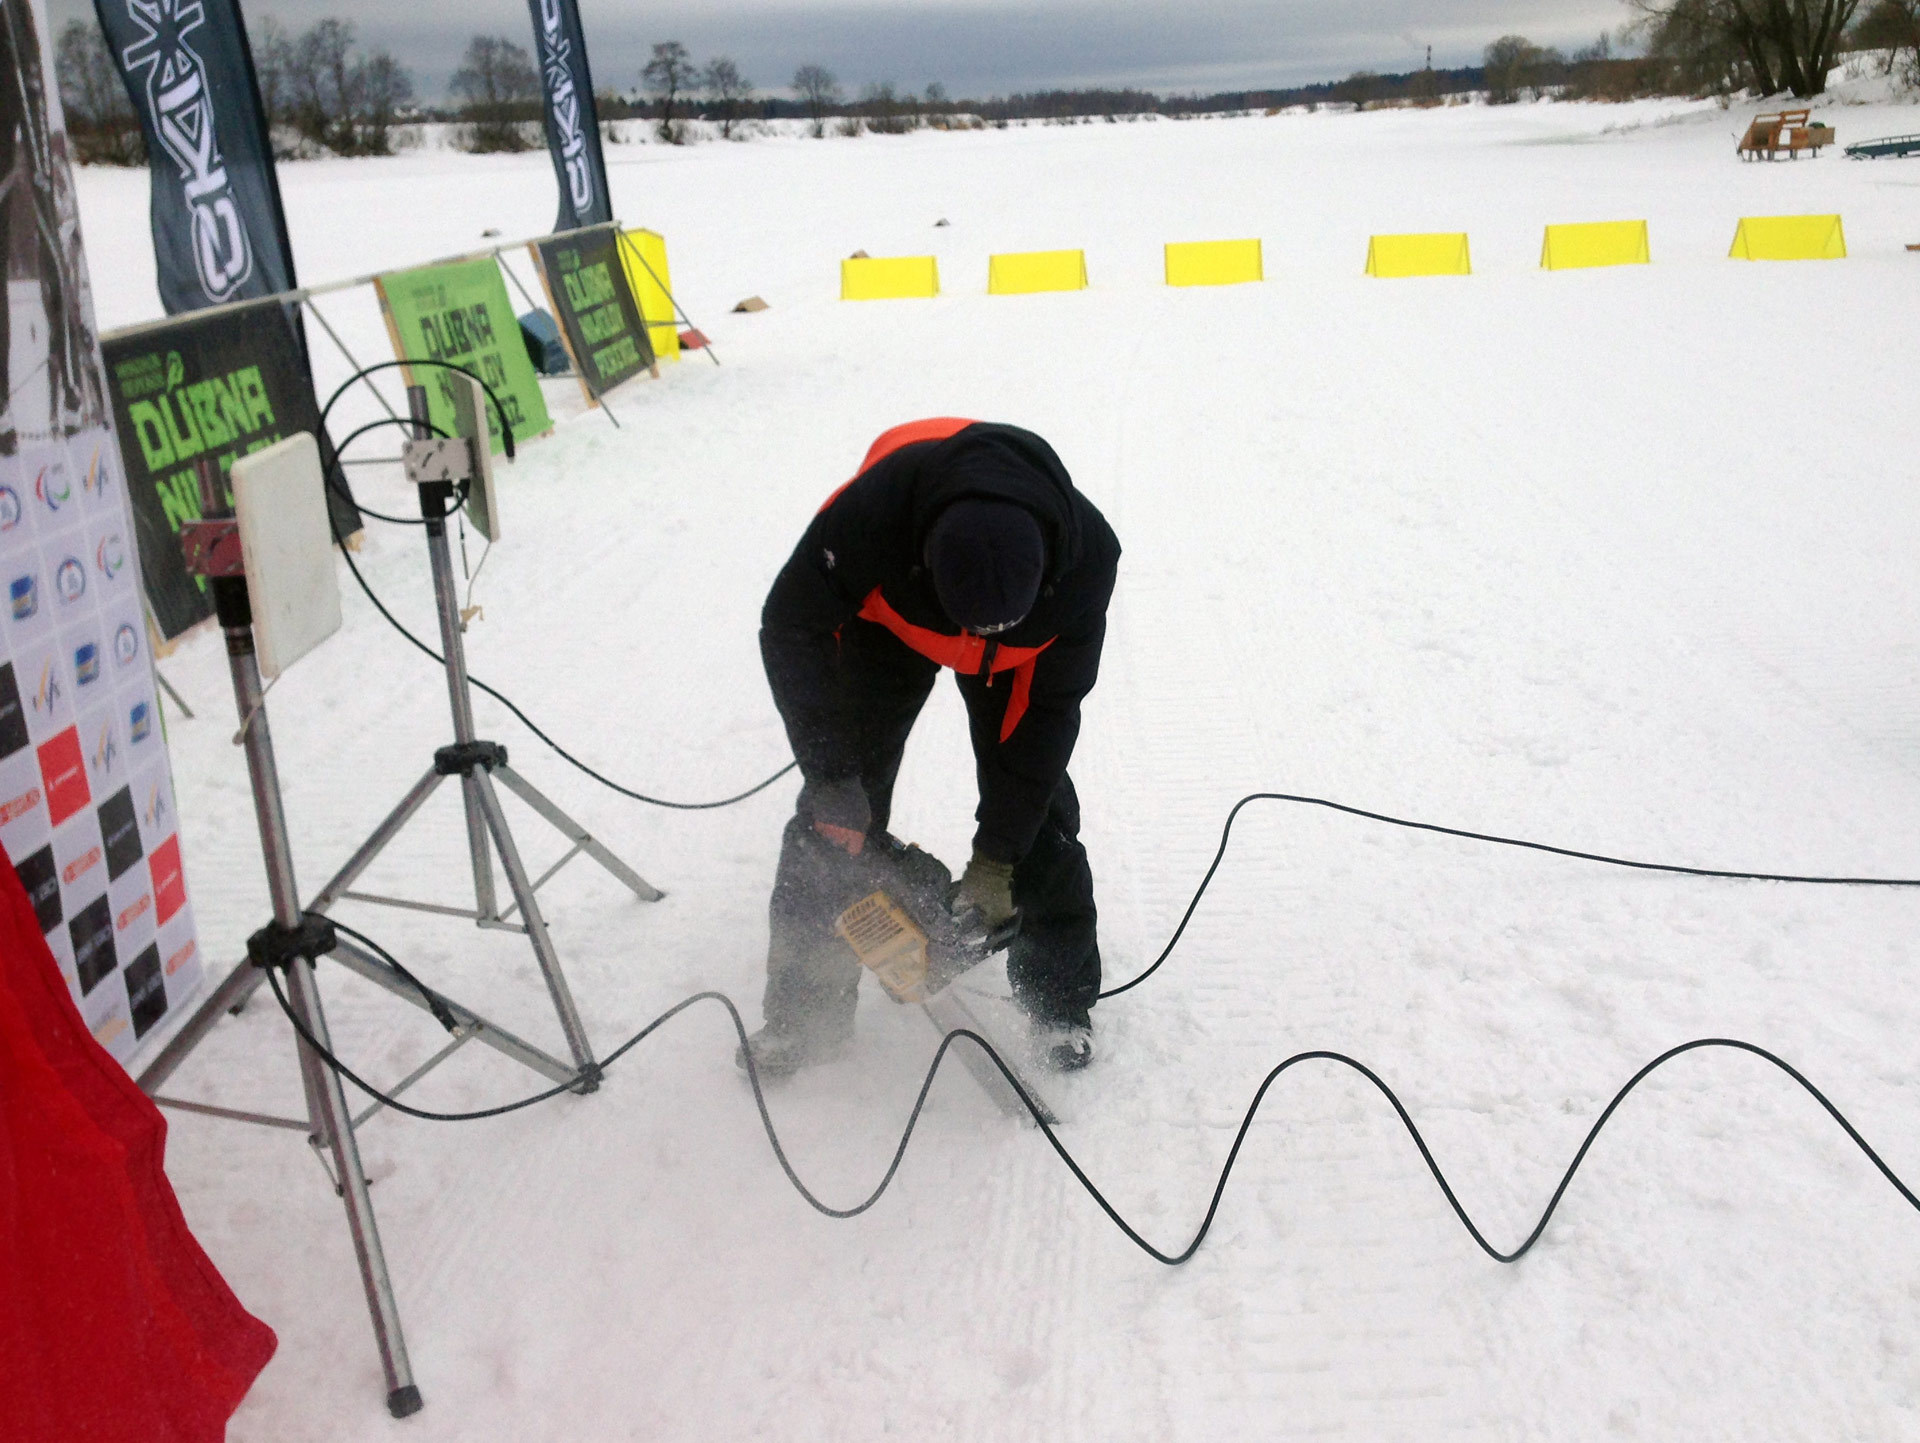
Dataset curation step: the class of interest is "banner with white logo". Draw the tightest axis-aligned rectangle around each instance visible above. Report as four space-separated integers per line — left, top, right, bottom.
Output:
528 0 612 231
92 0 296 314
4 0 203 1063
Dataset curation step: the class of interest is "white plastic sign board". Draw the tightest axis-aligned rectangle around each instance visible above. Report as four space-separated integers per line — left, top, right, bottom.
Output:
449 373 500 543
231 434 342 680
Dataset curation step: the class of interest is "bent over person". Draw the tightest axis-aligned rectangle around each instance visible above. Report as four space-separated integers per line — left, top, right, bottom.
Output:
742 418 1121 1076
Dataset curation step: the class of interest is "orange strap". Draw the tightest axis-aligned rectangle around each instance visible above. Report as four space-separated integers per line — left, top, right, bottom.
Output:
857 588 1053 742
817 417 977 514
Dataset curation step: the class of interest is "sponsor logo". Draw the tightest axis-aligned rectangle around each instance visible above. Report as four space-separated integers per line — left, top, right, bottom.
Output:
55 557 85 603
91 1014 129 1046
119 0 256 302
63 845 102 885
91 722 118 778
74 643 101 686
142 782 168 828
39 729 92 826
0 787 42 826
129 701 153 743
97 534 126 579
164 936 197 976
150 833 186 922
537 0 595 215
35 465 70 512
113 623 139 666
10 574 36 620
32 658 60 716
116 891 152 932
85 448 111 497
0 486 20 530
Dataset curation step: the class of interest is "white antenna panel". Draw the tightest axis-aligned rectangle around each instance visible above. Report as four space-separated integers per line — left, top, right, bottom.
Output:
231 432 343 680
449 372 501 542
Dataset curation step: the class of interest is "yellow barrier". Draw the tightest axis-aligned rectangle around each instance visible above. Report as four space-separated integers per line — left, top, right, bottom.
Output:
619 228 678 361
1729 214 1846 261
1541 220 1650 271
1164 239 1263 287
988 249 1088 295
1365 232 1472 278
841 255 941 300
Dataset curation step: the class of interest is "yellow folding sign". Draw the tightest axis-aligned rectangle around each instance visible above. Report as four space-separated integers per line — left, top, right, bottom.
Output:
988 249 1088 295
1541 220 1650 271
1728 214 1846 261
1365 233 1472 278
1164 239 1263 287
619 228 679 360
841 255 941 300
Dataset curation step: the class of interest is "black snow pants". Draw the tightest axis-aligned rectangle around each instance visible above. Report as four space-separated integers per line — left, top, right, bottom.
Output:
762 654 1101 1039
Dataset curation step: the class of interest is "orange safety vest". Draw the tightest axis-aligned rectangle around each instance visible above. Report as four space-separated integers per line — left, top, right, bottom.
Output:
817 418 1054 743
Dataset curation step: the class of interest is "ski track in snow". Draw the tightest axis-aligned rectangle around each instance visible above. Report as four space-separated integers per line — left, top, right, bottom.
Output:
74 94 1920 1439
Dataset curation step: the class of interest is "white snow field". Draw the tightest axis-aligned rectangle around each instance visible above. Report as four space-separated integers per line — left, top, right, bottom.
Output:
74 87 1920 1440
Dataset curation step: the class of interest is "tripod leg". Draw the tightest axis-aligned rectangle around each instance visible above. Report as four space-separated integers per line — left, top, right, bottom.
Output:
460 772 501 920
308 769 446 913
493 765 664 902
472 771 599 1086
329 935 581 1086
286 956 423 1418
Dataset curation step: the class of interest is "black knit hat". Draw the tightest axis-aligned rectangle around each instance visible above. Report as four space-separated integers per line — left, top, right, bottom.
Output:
925 499 1046 632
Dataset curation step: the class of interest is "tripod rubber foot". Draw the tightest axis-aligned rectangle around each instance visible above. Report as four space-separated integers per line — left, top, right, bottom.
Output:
388 1384 424 1418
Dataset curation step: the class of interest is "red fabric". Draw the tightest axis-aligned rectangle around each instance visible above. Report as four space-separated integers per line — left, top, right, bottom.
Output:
0 846 276 1442
856 587 1054 741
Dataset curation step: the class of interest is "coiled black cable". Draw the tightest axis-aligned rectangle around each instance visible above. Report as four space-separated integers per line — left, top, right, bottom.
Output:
1099 792 1920 998
321 391 799 811
262 968 1920 1261
265 788 1920 1263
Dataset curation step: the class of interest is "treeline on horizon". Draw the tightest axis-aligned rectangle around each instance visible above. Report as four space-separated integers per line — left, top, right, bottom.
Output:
53 1 1920 166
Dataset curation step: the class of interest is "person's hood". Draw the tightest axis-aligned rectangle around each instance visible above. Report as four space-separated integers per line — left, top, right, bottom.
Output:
910 425 1082 585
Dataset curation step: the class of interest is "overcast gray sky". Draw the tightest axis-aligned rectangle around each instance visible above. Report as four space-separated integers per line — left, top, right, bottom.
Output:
55 1 1632 102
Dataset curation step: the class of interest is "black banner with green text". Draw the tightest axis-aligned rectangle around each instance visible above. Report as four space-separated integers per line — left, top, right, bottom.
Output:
101 301 354 640
533 225 654 398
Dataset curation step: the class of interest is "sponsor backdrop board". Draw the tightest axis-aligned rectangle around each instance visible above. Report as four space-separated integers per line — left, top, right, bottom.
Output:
376 257 552 454
532 224 654 401
103 300 356 642
6 0 204 1064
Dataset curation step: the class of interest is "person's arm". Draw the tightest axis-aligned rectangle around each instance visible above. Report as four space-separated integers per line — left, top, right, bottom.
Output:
760 508 872 841
965 612 1107 863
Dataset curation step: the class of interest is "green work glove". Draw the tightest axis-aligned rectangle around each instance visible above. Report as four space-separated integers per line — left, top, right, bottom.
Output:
954 853 1016 927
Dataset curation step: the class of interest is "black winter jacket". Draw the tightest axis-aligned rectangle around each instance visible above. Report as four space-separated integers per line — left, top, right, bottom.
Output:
761 421 1120 863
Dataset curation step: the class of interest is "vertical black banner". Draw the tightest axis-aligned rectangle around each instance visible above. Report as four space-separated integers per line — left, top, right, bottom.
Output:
528 0 611 231
91 0 296 315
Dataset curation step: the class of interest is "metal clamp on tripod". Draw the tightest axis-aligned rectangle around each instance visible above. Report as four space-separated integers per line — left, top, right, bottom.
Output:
305 384 663 1091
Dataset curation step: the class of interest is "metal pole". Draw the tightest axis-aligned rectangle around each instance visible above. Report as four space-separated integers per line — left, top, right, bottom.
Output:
409 385 498 919
203 457 422 1419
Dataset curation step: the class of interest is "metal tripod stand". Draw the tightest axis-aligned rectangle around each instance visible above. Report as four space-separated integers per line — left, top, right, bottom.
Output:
184 467 423 1418
306 386 661 1085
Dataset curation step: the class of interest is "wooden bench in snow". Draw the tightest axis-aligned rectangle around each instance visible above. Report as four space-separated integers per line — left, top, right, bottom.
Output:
1739 109 1834 160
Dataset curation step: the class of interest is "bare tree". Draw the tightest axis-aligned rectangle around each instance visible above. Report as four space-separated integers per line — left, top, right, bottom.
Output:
452 35 540 152
357 52 414 154
1628 0 1859 95
643 41 696 142
250 16 294 132
704 56 753 138
1853 0 1920 80
1483 35 1565 101
793 63 840 136
54 19 144 164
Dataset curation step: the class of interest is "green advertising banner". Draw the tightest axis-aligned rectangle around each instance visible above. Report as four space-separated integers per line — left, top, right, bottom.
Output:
375 256 550 454
532 225 654 399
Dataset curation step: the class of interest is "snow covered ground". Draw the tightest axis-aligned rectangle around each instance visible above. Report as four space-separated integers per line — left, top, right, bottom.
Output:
72 88 1920 1440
